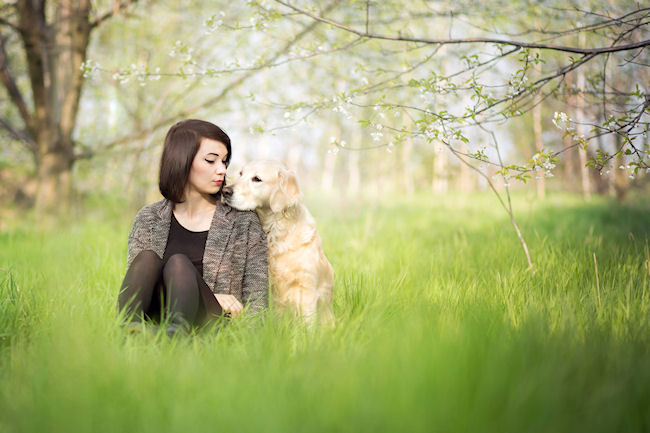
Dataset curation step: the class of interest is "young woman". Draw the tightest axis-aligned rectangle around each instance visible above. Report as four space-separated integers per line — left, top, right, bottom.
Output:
118 119 268 335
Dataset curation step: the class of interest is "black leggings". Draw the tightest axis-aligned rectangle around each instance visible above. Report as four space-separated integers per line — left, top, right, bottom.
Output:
118 250 222 325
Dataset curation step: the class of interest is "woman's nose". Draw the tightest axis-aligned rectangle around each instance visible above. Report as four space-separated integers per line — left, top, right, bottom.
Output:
216 161 227 174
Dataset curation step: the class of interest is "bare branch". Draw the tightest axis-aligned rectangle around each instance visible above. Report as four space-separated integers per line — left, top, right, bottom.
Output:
274 0 650 55
0 116 36 151
89 0 140 29
457 7 650 43
0 32 34 136
0 1 19 32
0 16 20 33
97 0 344 154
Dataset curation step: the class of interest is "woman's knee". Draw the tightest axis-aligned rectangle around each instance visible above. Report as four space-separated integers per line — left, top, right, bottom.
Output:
164 253 192 267
163 254 195 277
130 250 162 271
134 249 161 263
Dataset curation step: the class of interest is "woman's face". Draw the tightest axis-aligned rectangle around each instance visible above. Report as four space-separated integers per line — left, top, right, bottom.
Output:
186 138 228 197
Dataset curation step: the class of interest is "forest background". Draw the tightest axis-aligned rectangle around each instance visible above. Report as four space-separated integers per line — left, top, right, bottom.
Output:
1 0 648 217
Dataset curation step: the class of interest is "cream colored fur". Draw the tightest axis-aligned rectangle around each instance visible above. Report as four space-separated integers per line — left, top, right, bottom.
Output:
222 160 334 324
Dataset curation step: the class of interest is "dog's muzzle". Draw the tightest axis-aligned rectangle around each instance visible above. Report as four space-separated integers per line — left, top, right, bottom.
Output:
221 186 233 202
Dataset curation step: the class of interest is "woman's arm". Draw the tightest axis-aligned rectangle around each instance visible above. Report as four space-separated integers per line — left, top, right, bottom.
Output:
241 213 269 314
126 210 148 269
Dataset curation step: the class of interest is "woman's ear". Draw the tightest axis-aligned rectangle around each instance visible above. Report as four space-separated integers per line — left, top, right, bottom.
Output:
269 168 300 213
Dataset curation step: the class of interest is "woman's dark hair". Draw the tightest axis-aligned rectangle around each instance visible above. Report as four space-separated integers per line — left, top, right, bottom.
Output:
159 119 232 202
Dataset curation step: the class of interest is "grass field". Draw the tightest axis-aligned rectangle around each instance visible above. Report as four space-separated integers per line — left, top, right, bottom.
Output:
1 191 649 432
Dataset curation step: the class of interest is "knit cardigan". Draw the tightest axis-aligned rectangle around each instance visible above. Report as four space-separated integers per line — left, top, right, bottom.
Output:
127 199 269 313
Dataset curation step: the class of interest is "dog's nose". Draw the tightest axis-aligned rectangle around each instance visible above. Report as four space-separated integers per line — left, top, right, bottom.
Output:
221 186 233 198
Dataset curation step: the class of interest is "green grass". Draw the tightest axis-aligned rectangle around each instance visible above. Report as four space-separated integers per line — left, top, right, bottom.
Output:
1 191 649 432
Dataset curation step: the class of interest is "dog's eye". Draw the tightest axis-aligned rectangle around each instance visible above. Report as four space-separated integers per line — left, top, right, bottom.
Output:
252 176 262 182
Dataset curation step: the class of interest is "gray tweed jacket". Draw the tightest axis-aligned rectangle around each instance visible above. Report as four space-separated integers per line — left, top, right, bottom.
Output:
127 199 269 313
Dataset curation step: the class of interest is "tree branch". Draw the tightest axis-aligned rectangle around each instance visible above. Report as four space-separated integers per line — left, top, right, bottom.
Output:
0 116 36 150
0 16 20 33
95 0 343 155
274 0 650 55
89 0 139 29
0 32 34 137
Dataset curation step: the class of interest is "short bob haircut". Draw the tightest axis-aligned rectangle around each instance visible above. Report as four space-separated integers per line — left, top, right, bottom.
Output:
159 119 232 203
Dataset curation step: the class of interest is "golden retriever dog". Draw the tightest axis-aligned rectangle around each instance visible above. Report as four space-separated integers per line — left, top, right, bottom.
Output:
221 160 334 324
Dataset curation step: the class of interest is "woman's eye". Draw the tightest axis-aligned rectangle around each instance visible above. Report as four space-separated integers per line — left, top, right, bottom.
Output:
252 176 262 182
205 159 216 164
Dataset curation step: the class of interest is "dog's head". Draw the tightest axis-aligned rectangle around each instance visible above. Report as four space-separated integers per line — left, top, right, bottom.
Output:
222 160 301 213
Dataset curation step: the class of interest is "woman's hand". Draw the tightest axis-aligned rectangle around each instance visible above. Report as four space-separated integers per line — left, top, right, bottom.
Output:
214 294 244 318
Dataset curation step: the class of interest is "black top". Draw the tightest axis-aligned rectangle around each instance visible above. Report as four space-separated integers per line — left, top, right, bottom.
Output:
162 212 209 276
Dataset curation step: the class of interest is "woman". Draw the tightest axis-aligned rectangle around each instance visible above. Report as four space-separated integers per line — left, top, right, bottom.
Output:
118 119 268 335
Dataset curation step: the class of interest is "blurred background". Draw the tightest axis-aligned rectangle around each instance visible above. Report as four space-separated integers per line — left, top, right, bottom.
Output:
0 0 648 221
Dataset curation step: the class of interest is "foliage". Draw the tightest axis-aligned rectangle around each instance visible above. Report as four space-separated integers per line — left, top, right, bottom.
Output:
2 1 647 203
75 1 649 181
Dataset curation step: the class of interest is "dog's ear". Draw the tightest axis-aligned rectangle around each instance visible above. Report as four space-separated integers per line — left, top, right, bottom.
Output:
270 168 300 213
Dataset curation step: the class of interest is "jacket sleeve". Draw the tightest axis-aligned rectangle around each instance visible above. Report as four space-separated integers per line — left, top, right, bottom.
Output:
242 213 269 314
126 209 148 270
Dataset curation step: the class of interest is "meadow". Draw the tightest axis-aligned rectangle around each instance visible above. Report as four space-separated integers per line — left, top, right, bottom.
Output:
0 191 649 433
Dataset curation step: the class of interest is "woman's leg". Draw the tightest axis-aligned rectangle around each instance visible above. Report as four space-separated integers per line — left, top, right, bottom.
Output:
118 250 163 320
162 254 201 326
162 254 223 327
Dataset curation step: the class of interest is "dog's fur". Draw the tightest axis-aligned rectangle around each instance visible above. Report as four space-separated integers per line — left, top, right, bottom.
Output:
222 160 334 324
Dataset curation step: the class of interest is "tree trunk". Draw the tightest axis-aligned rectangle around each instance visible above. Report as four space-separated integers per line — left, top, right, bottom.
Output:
432 141 448 193
457 140 474 193
563 74 575 189
17 0 92 215
532 89 546 199
321 141 337 192
400 135 414 194
347 128 361 196
576 32 591 201
347 149 360 196
613 134 628 202
286 143 301 178
34 147 74 214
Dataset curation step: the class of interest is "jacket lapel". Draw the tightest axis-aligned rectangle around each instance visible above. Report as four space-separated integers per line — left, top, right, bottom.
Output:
153 199 173 259
203 201 235 288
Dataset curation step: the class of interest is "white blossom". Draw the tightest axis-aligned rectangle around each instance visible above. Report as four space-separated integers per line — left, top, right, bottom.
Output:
542 161 556 170
552 111 571 130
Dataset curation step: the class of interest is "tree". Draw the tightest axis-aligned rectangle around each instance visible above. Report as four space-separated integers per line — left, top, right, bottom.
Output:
1 0 348 215
0 0 141 215
232 0 650 271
